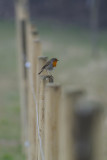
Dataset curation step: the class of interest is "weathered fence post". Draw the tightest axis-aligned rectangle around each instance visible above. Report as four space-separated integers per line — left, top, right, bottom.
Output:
36 56 48 99
36 56 48 160
59 87 84 160
36 56 48 112
27 25 41 160
44 83 61 160
38 75 54 160
74 99 103 160
15 0 29 154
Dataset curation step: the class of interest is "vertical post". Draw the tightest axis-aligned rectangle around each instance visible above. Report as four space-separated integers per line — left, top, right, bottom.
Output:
74 100 103 160
27 24 35 160
44 83 61 160
14 0 29 153
36 56 48 160
31 28 40 91
27 25 42 160
38 75 54 160
36 56 48 101
59 87 84 160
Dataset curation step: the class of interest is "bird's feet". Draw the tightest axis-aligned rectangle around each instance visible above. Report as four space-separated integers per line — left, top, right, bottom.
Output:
46 75 53 78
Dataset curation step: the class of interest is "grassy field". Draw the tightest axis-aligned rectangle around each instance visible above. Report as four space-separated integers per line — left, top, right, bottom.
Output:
0 19 107 160
0 20 25 160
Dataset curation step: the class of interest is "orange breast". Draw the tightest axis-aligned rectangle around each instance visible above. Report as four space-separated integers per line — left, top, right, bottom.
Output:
53 61 57 67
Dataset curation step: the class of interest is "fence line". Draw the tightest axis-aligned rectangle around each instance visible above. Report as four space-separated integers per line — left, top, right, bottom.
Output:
15 1 104 160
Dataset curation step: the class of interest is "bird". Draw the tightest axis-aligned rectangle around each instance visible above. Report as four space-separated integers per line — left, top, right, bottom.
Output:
38 58 59 75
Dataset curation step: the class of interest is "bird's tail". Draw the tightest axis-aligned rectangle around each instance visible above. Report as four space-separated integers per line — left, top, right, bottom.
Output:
38 69 43 75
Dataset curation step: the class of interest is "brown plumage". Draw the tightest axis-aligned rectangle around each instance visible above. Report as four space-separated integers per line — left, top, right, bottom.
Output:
38 58 59 75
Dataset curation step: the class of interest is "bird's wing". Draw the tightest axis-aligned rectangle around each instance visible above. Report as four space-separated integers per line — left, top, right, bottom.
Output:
41 60 51 70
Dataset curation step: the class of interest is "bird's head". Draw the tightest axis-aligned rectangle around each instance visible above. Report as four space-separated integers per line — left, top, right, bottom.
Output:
51 58 59 67
51 58 59 62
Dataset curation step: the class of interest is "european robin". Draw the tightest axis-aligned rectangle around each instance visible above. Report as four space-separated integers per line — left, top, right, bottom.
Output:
38 58 59 75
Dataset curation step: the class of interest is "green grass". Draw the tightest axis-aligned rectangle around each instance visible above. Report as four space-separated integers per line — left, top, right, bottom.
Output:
0 20 25 160
0 19 107 160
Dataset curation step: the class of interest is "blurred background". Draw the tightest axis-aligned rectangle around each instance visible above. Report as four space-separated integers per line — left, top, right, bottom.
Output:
0 0 107 160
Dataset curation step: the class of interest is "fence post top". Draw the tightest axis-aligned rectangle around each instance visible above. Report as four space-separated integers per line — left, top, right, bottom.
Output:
64 86 85 97
40 75 48 80
32 30 38 35
34 39 40 43
75 98 103 117
40 75 54 82
31 26 38 35
46 83 61 89
38 56 48 61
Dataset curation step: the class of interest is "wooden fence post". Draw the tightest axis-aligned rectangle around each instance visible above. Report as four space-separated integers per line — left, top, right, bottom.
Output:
59 87 84 160
36 56 48 98
36 56 48 110
38 75 54 160
36 56 48 160
31 28 41 93
27 26 34 160
74 99 103 160
15 0 29 154
27 25 41 160
44 83 61 160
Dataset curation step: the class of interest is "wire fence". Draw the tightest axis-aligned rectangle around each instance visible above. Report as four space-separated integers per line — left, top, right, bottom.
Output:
15 1 105 160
